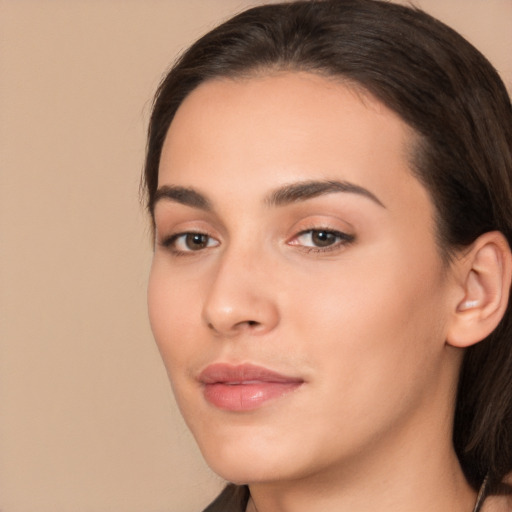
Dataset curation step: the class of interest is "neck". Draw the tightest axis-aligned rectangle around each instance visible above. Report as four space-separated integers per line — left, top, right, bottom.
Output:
247 395 476 512
247 449 475 512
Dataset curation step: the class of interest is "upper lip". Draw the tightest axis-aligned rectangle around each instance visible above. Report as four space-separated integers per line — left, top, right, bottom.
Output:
198 363 304 384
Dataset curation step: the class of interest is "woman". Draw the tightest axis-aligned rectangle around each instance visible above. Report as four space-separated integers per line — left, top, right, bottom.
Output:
143 1 512 510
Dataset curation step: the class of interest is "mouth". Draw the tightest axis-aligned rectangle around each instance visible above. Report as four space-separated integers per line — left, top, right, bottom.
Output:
198 363 304 411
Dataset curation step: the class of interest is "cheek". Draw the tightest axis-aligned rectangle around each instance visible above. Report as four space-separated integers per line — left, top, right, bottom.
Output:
278 257 448 456
288 241 449 386
147 260 203 370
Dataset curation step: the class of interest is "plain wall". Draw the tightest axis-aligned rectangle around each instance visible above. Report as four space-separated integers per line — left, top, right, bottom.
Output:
0 1 510 511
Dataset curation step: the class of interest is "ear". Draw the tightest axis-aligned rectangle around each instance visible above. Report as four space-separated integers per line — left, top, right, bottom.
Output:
446 231 512 348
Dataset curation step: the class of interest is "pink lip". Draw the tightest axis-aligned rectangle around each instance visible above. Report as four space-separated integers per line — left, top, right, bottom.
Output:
198 363 304 411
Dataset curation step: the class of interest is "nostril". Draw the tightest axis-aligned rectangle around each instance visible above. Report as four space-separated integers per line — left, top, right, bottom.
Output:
235 320 261 331
207 319 262 334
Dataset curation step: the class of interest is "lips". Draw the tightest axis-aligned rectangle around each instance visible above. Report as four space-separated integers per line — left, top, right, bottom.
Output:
198 363 304 411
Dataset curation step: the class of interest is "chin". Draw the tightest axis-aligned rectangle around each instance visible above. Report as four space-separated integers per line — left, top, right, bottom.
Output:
203 453 289 486
190 422 300 484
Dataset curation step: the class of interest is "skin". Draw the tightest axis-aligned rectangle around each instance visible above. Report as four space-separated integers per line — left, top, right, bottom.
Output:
148 73 479 511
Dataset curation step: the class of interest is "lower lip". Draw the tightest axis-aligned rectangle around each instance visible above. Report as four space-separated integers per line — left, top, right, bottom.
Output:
203 381 302 411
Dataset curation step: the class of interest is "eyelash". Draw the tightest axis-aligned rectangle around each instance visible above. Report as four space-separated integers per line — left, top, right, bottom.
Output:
160 231 219 256
159 227 354 256
290 228 355 253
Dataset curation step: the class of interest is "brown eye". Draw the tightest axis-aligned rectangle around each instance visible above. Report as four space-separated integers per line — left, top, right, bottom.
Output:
184 233 210 250
310 230 338 247
163 232 220 253
290 229 354 252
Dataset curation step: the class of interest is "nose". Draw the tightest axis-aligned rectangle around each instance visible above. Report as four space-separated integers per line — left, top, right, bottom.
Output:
202 249 280 337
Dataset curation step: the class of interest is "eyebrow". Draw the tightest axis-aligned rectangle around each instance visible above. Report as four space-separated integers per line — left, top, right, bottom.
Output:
152 179 385 212
266 179 385 208
152 185 212 211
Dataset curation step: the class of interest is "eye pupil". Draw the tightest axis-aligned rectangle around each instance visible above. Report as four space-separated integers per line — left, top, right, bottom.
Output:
186 233 209 250
312 230 336 247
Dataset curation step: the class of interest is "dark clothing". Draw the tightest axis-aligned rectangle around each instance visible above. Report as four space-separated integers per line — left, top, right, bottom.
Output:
203 484 250 512
202 481 491 511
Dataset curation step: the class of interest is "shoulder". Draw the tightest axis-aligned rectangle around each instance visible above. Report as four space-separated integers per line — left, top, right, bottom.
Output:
483 474 512 512
482 494 512 512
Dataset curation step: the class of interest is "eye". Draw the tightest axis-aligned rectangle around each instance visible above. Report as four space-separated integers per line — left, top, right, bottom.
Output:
290 229 354 251
162 232 220 253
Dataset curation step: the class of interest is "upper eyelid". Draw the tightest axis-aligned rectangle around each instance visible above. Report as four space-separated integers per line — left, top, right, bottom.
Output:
154 201 357 227
177 232 219 245
295 227 350 236
160 229 218 244
290 228 355 243
154 219 220 239
155 214 356 247
290 220 354 238
159 229 352 256
157 225 353 240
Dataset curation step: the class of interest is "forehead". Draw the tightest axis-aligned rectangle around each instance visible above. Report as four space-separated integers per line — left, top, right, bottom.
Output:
159 72 428 216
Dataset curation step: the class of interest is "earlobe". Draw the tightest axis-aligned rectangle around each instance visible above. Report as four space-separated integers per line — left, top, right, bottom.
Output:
446 231 512 348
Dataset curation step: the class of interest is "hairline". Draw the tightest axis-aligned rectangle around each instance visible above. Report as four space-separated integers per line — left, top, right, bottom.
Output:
150 66 453 262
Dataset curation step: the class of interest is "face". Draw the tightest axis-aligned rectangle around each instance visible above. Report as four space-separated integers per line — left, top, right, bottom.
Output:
148 73 460 485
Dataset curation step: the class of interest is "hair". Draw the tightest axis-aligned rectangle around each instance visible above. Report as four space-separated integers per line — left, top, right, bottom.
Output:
143 0 512 497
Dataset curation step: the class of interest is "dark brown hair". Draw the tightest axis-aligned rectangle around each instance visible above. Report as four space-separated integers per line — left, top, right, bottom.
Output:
143 0 512 496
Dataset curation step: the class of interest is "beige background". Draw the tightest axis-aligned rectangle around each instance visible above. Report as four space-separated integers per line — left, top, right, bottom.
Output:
0 1 510 511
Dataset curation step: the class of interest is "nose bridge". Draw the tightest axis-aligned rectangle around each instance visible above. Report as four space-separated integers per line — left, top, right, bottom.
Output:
202 239 279 336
